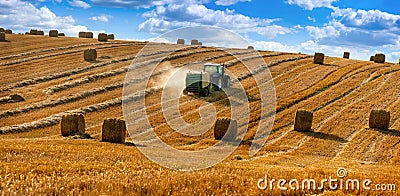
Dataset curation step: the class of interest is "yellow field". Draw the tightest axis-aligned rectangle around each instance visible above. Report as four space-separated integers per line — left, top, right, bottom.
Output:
1 34 399 195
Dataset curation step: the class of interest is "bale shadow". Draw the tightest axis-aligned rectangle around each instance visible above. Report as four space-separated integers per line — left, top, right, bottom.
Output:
299 130 347 143
370 128 400 137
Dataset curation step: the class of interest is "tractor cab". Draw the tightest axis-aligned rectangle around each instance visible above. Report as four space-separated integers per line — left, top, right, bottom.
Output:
203 63 224 76
203 63 228 90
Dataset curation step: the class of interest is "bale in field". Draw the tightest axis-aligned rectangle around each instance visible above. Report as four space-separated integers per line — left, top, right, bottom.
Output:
79 31 86 38
49 30 58 37
177 38 185 45
98 33 108 42
84 49 97 61
4 29 12 34
191 39 199 45
314 52 325 65
294 110 313 132
198 42 203 46
343 52 350 59
102 118 126 143
58 33 65 37
374 53 385 64
214 118 237 141
85 32 93 38
107 34 115 40
369 110 390 130
30 29 38 35
370 56 375 61
248 46 255 50
61 113 85 136
0 28 4 32
37 30 44 35
0 33 5 42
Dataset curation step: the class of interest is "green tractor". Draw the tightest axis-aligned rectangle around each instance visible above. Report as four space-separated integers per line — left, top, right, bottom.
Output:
183 63 231 96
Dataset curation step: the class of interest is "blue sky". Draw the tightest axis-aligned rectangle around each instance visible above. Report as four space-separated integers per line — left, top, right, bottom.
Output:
1 0 400 62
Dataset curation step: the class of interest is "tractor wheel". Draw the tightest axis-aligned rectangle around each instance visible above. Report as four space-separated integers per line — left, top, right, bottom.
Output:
202 88 210 96
222 76 230 88
183 88 188 95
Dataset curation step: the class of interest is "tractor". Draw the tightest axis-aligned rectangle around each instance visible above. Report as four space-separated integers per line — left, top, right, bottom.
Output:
183 63 231 96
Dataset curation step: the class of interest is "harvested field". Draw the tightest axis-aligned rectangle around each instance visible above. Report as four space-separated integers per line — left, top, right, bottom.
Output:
1 34 400 195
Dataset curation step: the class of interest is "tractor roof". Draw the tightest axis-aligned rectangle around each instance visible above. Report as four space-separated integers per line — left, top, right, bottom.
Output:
204 62 222 66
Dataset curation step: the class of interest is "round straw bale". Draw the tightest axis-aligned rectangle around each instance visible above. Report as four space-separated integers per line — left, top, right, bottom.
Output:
98 33 108 42
191 39 199 45
214 118 237 141
85 32 93 38
177 38 185 45
314 52 325 65
0 33 5 42
370 56 375 61
49 30 58 37
374 53 385 64
102 118 126 143
37 30 44 35
84 49 97 62
0 28 4 32
369 110 390 130
294 109 313 132
4 29 12 34
198 42 203 46
30 29 38 35
107 34 115 40
248 46 254 50
58 33 65 37
343 52 350 59
61 113 85 136
79 31 86 38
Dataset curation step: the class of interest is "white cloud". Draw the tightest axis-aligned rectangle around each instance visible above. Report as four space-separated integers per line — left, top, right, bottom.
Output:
307 16 316 22
215 0 251 6
138 2 293 39
89 14 112 22
91 0 177 8
287 0 337 10
0 0 88 35
68 0 91 9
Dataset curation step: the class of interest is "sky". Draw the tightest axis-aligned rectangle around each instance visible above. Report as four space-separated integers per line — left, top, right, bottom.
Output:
1 0 400 62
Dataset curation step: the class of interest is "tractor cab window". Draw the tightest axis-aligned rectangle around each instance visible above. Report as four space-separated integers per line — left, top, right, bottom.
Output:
218 66 223 74
204 65 218 75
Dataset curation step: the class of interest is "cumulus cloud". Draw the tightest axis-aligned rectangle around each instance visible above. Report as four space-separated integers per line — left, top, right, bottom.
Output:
68 0 91 9
90 0 177 8
0 0 88 35
287 0 337 10
215 0 251 6
138 2 292 39
89 14 112 22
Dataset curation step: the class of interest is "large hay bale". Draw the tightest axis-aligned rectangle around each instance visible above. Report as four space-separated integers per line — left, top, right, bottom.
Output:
58 33 65 37
314 52 325 65
84 49 97 61
294 110 313 132
37 30 44 35
79 31 86 38
4 29 12 34
370 56 375 61
98 33 108 42
0 33 5 42
177 38 185 45
248 46 254 50
49 30 58 37
107 34 115 40
343 52 350 59
369 110 390 130
0 28 4 32
102 118 126 143
85 32 93 38
374 53 385 64
61 113 85 136
198 42 203 46
191 39 199 45
214 118 237 141
30 29 38 35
